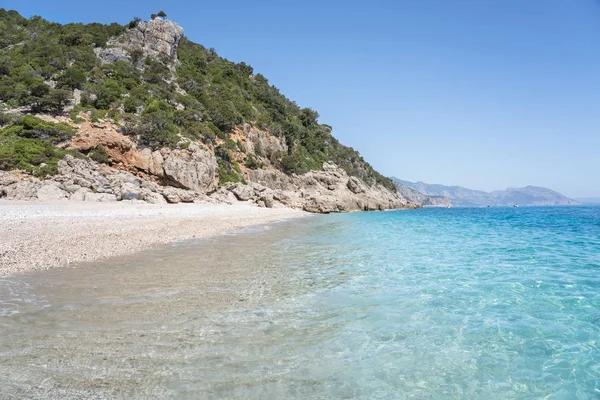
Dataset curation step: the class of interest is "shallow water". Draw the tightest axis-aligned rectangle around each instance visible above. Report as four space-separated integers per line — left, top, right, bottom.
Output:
1 207 600 399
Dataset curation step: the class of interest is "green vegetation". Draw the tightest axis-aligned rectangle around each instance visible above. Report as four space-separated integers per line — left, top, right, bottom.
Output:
0 115 79 177
88 146 111 164
0 8 396 191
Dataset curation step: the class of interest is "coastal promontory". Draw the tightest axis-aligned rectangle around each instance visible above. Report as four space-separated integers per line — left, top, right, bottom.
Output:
0 9 415 212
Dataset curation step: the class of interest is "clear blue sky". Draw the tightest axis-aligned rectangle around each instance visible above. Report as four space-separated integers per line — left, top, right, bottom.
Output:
5 0 600 198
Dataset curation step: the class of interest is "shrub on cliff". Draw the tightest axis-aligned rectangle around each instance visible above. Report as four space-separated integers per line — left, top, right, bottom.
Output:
133 99 179 149
0 131 76 177
3 115 76 145
217 158 242 184
88 146 111 164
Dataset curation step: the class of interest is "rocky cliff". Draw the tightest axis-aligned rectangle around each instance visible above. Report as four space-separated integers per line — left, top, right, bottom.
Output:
392 178 452 207
0 153 414 212
0 10 414 213
95 18 184 69
0 114 415 212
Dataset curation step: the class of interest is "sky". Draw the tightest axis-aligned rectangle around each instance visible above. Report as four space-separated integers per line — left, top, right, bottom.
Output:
4 0 600 198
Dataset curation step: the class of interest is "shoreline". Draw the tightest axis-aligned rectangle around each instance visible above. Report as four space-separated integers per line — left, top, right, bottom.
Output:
0 200 308 276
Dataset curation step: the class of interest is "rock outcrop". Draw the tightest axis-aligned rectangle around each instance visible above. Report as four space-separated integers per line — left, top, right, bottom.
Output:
1 115 415 212
0 156 417 212
162 145 217 192
393 179 452 207
0 156 201 204
97 18 184 69
221 163 416 212
69 118 218 192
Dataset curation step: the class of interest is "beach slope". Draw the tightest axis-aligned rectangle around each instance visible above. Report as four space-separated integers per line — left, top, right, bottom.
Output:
0 201 306 275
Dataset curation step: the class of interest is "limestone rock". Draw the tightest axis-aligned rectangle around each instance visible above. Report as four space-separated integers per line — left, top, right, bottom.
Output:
347 176 366 194
163 145 217 192
0 171 21 187
94 47 131 65
248 169 294 191
228 184 255 201
70 121 154 173
161 187 196 203
143 191 167 204
210 188 238 205
244 125 288 156
260 194 274 208
70 187 91 201
139 148 165 176
247 162 416 213
36 183 68 201
84 192 117 202
63 184 82 194
0 179 40 201
105 18 184 69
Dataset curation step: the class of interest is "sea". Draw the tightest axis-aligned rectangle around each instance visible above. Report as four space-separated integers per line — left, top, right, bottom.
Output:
1 206 599 399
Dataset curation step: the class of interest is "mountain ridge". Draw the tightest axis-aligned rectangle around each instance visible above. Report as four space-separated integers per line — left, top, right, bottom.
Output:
393 178 580 207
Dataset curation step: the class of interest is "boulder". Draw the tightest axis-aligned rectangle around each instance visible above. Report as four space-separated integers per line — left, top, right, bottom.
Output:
36 183 68 201
1 180 40 201
228 184 255 201
63 184 83 194
162 187 196 203
69 187 91 201
163 146 217 192
260 194 274 208
142 191 167 204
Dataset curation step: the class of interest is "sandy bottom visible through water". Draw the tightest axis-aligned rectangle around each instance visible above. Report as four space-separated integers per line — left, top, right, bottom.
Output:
0 216 324 399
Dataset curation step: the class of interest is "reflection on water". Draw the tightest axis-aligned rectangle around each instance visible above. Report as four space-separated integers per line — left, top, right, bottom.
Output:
1 207 600 399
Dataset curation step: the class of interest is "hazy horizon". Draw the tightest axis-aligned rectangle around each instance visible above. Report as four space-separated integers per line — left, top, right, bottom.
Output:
394 177 598 200
5 0 599 198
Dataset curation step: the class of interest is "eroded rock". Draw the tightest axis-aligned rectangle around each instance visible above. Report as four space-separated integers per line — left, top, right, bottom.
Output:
36 183 68 201
105 18 184 69
163 145 217 193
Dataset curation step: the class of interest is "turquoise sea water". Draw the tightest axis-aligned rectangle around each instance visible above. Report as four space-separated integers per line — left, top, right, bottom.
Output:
1 206 600 399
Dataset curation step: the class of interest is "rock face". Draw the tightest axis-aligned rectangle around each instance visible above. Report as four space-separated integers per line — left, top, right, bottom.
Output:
392 178 452 207
0 155 416 212
162 144 217 192
1 116 415 212
93 47 131 65
0 156 199 204
230 163 416 213
69 119 218 192
238 124 288 156
100 18 184 68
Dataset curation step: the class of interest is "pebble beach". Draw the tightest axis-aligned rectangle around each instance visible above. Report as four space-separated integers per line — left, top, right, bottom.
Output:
0 200 306 275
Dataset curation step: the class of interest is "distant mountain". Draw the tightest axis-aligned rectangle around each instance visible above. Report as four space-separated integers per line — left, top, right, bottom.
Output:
576 198 600 205
391 178 451 207
392 179 580 207
392 180 451 207
489 186 580 206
